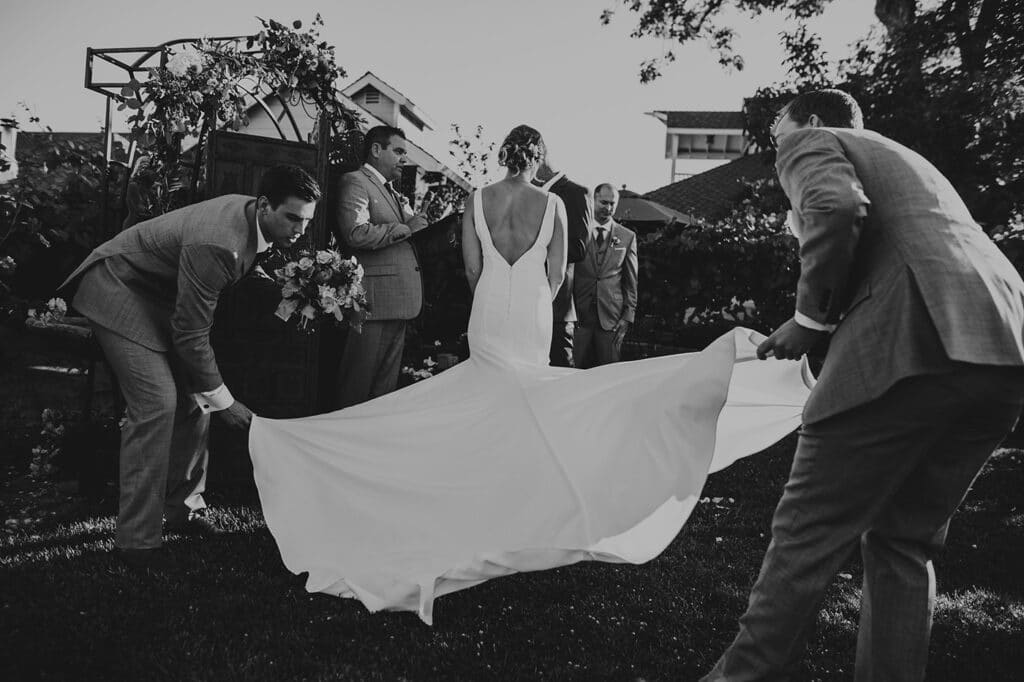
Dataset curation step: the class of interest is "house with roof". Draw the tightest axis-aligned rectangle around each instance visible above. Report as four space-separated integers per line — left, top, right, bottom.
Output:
239 71 471 198
643 151 776 221
646 110 754 183
641 106 777 221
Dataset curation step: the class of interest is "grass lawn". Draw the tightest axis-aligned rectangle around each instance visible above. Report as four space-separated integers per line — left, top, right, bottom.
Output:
2 436 1022 681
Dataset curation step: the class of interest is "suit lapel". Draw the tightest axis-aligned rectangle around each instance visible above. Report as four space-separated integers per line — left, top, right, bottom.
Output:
239 200 261 276
361 168 403 221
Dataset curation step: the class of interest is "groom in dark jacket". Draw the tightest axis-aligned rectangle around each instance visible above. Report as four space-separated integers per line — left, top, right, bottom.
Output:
533 149 592 367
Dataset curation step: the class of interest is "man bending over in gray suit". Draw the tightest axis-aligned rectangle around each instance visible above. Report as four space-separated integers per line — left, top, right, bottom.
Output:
334 126 430 408
702 90 1024 681
61 165 321 570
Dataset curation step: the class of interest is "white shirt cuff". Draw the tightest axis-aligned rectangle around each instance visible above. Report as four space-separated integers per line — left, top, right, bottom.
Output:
193 384 235 413
794 311 836 333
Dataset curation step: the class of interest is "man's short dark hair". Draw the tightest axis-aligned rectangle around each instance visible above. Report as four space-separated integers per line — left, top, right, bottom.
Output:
362 125 406 162
782 89 864 129
257 165 322 207
594 183 618 197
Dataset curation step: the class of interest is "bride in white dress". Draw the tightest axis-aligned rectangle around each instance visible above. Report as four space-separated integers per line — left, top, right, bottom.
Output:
249 125 813 624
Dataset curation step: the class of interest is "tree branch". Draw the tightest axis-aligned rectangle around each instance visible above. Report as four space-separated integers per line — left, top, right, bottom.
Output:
973 0 1001 56
874 0 916 33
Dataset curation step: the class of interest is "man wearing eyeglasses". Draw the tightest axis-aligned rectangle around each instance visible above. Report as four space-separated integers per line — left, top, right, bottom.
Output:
703 89 1024 681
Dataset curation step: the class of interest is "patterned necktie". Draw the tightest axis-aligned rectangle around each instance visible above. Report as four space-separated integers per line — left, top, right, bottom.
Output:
385 181 403 209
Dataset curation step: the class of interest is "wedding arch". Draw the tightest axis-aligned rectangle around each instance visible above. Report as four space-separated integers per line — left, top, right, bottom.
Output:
83 16 365 421
84 16 360 236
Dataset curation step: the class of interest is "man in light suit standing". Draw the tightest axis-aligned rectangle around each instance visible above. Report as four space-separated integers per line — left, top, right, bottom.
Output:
334 126 429 408
702 90 1024 681
573 184 637 368
534 150 592 367
61 165 322 569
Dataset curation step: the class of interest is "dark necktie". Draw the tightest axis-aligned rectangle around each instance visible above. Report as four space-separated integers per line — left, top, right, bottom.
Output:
385 182 403 209
595 227 606 248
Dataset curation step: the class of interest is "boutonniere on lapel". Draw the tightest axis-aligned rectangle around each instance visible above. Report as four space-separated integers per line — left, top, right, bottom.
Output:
610 235 622 247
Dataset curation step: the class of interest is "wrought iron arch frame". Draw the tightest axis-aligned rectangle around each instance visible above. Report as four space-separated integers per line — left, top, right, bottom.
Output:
84 36 330 238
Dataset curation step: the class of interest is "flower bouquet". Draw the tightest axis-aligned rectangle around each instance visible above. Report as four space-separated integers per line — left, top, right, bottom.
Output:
272 248 369 333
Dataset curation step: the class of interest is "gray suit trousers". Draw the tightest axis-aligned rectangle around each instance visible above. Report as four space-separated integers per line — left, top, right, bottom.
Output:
702 363 1024 682
335 319 407 409
573 324 621 369
91 324 209 550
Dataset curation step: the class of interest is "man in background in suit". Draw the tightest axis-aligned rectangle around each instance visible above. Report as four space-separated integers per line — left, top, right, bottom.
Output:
702 89 1024 681
533 149 591 367
61 165 321 569
334 126 430 408
573 184 637 368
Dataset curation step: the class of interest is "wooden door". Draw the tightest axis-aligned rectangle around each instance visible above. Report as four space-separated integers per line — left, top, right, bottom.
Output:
206 128 329 418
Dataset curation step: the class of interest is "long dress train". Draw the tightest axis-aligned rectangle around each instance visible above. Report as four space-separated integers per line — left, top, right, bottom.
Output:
249 190 813 624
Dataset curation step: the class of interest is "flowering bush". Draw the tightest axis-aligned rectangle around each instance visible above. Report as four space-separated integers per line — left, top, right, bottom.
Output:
120 15 358 207
0 255 16 279
0 255 15 300
989 210 1024 275
402 356 438 383
272 248 368 332
635 174 799 346
30 408 66 480
26 297 67 325
0 112 120 302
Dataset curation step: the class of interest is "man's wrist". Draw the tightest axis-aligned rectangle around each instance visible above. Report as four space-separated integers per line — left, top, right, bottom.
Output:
794 310 835 333
193 384 235 413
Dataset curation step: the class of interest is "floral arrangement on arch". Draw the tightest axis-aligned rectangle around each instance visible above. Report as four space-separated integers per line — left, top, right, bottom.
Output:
119 15 359 203
272 248 369 333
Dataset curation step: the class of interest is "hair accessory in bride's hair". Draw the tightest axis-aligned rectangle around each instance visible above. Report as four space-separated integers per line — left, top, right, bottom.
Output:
498 125 546 175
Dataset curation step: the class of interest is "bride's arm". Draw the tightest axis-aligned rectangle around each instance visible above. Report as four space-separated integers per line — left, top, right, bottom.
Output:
462 200 483 294
547 199 568 299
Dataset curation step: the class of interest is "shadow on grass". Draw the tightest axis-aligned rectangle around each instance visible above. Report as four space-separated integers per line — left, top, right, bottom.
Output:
1 442 1021 681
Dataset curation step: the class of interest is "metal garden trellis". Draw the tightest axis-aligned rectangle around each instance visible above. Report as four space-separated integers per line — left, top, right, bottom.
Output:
83 35 331 240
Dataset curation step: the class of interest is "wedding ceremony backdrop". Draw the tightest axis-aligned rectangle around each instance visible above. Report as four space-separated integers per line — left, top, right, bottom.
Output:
7 20 480 429
3 3 1022 423
84 23 362 421
2 3 1024 680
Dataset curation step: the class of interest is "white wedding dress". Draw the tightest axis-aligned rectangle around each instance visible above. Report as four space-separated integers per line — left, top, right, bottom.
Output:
249 189 813 624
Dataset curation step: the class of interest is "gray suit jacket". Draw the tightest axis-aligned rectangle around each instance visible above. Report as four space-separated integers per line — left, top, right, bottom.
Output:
335 167 422 320
573 221 638 331
777 127 1024 423
60 194 259 392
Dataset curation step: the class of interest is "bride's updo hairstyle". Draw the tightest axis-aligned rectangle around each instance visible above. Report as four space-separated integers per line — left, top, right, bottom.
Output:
498 125 546 176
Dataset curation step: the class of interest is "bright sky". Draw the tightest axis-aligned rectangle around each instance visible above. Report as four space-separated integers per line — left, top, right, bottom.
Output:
0 0 877 193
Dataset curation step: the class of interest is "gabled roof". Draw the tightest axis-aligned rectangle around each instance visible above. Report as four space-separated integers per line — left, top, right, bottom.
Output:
644 151 776 220
341 71 436 132
334 92 470 191
648 111 746 130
